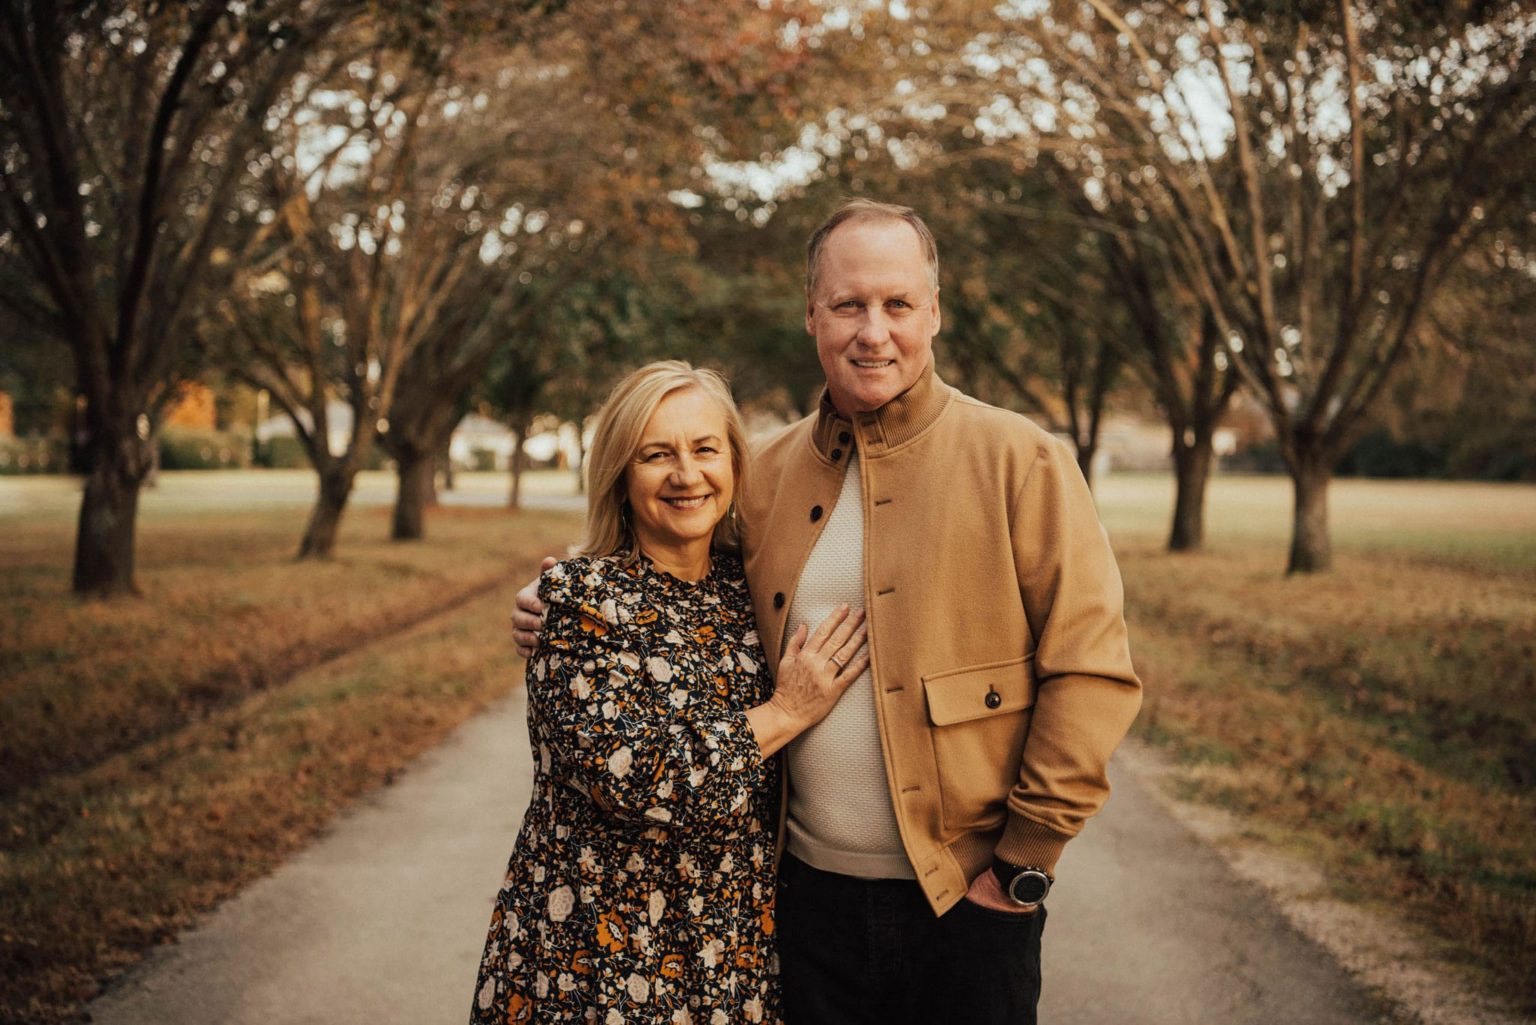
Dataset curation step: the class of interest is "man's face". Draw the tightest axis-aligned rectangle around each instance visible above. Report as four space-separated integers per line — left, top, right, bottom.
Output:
806 218 941 416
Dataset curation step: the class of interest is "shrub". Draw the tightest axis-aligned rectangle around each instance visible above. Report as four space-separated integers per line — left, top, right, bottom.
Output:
1338 428 1444 479
252 434 390 471
0 435 69 475
158 427 253 470
1222 440 1286 475
253 435 311 469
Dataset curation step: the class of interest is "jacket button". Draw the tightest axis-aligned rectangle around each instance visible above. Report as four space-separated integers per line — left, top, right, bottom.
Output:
838 431 851 444
985 686 1002 709
773 592 785 609
810 505 823 522
831 448 843 460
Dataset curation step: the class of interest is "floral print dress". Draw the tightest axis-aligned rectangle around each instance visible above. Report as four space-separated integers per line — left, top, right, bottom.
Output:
471 554 781 1025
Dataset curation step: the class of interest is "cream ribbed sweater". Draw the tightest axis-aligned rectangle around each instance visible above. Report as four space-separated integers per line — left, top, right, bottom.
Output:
783 452 914 879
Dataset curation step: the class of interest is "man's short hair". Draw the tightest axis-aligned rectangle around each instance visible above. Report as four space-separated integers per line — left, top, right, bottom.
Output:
805 198 940 295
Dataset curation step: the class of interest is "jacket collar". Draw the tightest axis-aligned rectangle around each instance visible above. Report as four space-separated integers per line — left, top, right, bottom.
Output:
810 359 953 460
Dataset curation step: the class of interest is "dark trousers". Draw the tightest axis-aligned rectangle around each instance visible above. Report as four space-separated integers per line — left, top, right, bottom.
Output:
777 853 1045 1025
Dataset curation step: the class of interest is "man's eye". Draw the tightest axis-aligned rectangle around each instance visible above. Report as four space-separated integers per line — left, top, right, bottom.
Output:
835 300 860 310
888 300 911 309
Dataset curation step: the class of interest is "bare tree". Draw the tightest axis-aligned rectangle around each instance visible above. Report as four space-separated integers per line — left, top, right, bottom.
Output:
383 238 593 539
937 184 1133 491
1002 0 1536 570
291 1 823 543
0 0 363 594
1099 227 1239 550
218 49 519 557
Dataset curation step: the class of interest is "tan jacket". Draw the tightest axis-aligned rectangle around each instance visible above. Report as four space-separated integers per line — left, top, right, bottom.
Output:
740 363 1142 915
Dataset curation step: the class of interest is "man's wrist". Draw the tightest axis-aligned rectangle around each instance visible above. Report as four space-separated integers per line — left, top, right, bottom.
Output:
991 859 1053 906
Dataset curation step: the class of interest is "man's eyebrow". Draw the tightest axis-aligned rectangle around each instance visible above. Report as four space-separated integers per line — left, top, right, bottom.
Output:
829 288 924 299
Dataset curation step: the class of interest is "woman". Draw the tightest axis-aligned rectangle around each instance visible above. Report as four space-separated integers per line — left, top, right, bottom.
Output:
470 361 868 1025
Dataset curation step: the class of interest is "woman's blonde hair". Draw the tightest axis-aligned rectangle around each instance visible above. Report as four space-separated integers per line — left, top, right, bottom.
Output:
577 360 749 563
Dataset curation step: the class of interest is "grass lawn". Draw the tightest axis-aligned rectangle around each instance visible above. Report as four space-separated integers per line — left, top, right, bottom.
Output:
1 469 1532 1020
0 472 583 1024
1096 473 1536 1013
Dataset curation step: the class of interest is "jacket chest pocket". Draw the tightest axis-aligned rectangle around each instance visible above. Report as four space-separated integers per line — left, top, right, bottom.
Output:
922 654 1036 834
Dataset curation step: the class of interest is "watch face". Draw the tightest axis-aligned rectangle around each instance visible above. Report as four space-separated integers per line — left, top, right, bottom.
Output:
1010 871 1050 905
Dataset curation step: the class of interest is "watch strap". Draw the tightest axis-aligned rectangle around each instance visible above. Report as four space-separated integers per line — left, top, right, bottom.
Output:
991 859 1053 906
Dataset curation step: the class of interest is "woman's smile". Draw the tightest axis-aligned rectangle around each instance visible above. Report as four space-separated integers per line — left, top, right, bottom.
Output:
661 494 712 509
626 386 736 579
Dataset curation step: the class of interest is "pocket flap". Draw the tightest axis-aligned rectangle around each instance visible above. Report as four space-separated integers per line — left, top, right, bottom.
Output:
922 655 1036 726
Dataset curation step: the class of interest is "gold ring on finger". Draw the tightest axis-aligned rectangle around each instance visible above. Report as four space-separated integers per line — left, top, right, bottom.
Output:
831 656 846 670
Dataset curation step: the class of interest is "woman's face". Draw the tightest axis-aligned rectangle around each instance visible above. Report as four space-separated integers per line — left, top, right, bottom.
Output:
625 387 735 558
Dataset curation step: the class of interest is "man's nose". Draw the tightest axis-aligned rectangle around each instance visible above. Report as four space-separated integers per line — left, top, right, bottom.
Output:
856 307 893 344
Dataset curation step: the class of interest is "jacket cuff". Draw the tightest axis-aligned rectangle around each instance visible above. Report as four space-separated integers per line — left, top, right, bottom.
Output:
995 815 1073 875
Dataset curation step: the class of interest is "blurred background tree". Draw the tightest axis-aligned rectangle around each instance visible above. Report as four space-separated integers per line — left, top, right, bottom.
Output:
0 0 371 592
939 0 1536 570
3 0 1532 583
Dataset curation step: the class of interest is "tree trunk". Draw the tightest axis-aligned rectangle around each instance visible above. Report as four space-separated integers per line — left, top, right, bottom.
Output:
573 426 587 495
1168 431 1216 552
437 435 453 496
392 445 434 541
71 432 151 596
1287 456 1333 573
299 468 356 559
144 435 161 489
1074 438 1098 493
507 418 530 509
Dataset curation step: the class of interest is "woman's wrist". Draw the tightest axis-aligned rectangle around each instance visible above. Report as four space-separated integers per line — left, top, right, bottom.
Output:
744 700 801 758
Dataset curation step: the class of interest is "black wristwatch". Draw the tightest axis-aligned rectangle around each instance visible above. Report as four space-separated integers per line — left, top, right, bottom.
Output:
991 860 1053 906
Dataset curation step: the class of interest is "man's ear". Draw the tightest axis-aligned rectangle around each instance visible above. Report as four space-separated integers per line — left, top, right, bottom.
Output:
931 287 942 335
805 299 817 336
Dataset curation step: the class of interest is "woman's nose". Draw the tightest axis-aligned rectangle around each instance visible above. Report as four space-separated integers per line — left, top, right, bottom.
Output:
670 455 701 483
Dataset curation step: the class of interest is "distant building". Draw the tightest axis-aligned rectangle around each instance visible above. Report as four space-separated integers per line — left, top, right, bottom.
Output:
451 415 587 471
257 402 585 470
164 383 218 430
257 398 355 457
449 413 516 469
1088 414 1239 476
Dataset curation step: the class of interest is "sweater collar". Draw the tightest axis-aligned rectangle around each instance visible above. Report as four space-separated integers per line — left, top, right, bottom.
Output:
810 359 953 460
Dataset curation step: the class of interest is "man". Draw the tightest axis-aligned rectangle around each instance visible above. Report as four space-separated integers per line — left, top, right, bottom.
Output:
514 199 1141 1024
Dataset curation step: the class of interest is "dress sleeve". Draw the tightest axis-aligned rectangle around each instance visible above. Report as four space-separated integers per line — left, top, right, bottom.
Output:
526 561 769 830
